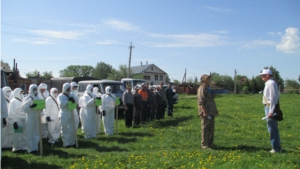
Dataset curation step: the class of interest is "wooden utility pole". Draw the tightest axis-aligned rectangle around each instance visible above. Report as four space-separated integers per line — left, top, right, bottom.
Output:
234 69 237 94
182 68 186 84
127 42 134 78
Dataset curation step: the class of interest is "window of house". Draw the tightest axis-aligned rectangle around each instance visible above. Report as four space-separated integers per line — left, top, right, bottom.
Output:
151 67 153 71
155 75 158 80
160 75 163 81
144 76 151 80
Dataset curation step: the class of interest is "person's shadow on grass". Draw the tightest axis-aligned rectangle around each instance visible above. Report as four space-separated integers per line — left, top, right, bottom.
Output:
1 156 61 169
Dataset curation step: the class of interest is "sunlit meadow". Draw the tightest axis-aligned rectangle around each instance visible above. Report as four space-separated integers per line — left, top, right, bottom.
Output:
2 94 300 169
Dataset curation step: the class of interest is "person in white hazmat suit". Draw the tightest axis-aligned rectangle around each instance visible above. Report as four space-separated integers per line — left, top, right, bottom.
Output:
44 88 60 144
70 82 79 129
2 87 13 148
38 83 50 139
22 84 41 153
8 88 27 152
93 87 101 134
101 86 116 135
80 85 98 139
57 83 76 147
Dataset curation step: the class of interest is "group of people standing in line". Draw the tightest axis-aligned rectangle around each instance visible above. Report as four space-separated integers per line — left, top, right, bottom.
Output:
1 82 119 153
198 68 281 153
1 80 175 154
122 82 175 128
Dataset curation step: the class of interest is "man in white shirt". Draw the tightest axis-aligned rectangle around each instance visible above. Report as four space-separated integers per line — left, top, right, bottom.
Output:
260 68 281 153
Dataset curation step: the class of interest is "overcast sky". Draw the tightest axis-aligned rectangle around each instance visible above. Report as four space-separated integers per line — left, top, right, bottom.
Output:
1 1 300 82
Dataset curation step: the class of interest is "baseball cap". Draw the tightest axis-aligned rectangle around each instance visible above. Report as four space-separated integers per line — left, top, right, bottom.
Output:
259 69 272 75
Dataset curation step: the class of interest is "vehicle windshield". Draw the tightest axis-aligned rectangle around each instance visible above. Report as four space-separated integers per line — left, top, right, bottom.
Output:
103 83 125 94
133 80 146 87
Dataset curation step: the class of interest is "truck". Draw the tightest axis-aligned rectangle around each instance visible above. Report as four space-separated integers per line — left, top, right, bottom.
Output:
50 76 99 93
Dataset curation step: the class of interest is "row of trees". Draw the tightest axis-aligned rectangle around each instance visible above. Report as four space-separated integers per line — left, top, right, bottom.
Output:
58 62 145 81
172 66 299 94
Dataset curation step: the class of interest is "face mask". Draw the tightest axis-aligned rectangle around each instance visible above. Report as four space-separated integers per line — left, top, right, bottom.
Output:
33 91 38 95
64 91 70 95
53 93 58 97
5 91 11 97
19 94 24 99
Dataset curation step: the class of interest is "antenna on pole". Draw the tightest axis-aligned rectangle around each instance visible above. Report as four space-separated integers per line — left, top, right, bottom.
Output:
128 42 134 78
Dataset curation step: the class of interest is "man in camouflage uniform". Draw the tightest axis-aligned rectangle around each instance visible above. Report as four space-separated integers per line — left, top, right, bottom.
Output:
198 74 218 149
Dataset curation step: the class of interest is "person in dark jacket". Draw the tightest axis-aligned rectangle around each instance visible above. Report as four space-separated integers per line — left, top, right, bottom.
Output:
165 84 174 116
154 86 163 120
133 86 143 127
122 85 134 128
149 87 157 121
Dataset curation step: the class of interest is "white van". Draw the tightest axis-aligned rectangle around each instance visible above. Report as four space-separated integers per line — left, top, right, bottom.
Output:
121 78 146 91
78 80 125 98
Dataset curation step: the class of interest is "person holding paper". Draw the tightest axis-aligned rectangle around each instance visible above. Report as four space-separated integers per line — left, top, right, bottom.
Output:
81 85 97 139
38 83 50 139
101 86 116 135
70 82 79 129
57 83 76 147
2 87 13 149
93 87 102 134
260 68 281 153
45 88 60 144
22 84 41 153
8 88 27 152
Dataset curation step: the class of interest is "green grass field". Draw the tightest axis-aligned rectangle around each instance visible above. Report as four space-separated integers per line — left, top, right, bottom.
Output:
2 94 300 169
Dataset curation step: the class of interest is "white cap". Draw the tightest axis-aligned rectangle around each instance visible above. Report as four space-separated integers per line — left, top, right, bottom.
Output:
259 69 272 75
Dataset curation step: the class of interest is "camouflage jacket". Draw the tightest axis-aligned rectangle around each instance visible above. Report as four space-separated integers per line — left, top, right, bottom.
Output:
197 85 218 116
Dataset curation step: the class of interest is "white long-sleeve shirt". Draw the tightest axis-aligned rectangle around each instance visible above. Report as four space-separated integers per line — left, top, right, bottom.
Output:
262 78 279 113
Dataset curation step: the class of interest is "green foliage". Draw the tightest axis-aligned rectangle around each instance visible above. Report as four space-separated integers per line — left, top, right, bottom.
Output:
132 74 144 79
284 79 300 94
172 79 180 85
41 71 53 79
211 72 234 91
59 65 94 77
92 62 113 80
25 69 40 78
2 94 300 169
165 74 170 83
107 64 128 81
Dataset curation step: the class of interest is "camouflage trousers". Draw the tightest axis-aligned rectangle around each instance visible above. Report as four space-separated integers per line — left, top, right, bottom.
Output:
201 116 215 147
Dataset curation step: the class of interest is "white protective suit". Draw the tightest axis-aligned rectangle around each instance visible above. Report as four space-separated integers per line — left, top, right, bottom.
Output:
101 86 116 135
22 84 41 153
38 83 50 139
8 88 27 152
80 85 97 138
70 82 79 129
1 87 13 148
44 88 60 143
57 83 76 147
93 87 101 134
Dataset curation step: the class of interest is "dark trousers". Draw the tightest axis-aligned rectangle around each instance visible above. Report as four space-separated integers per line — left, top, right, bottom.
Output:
162 101 166 119
167 99 174 116
134 109 141 125
141 101 149 122
125 104 133 127
156 103 162 120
